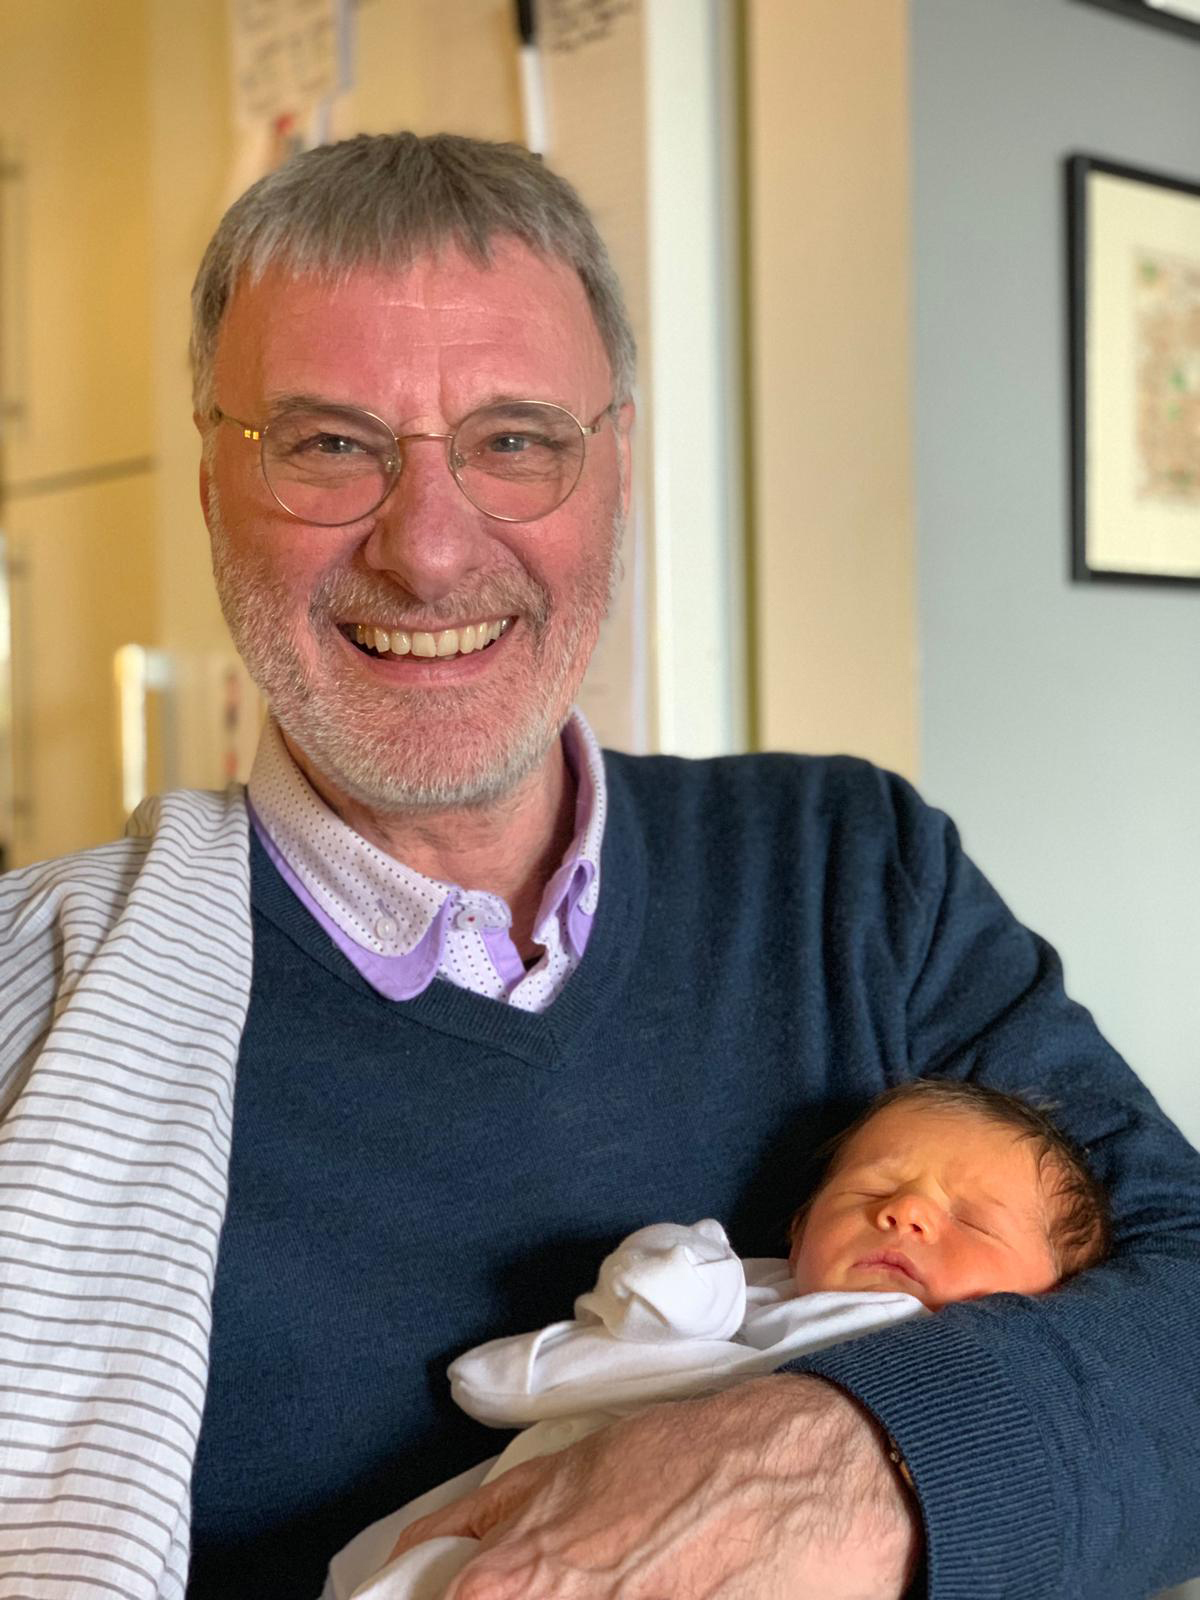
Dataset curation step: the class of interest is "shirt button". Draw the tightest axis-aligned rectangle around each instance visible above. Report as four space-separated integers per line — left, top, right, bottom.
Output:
455 906 482 931
374 915 398 942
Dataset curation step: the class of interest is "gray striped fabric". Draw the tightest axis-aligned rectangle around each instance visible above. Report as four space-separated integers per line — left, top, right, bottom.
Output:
0 788 251 1598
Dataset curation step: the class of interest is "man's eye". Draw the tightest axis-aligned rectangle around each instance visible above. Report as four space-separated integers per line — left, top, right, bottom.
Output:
483 431 555 454
303 432 368 455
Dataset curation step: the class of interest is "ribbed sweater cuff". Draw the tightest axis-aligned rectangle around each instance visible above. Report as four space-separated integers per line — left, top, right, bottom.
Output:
783 1312 1063 1600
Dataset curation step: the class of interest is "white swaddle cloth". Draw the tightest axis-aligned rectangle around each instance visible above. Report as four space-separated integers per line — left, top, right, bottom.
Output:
325 1220 925 1600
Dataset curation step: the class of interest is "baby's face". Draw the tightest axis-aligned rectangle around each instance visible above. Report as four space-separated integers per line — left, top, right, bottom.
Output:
789 1101 1060 1311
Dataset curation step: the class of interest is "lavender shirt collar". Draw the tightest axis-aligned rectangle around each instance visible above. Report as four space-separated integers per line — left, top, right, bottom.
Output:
246 713 605 1005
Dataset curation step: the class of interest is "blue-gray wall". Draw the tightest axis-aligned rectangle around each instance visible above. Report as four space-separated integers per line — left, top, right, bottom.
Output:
912 0 1200 1170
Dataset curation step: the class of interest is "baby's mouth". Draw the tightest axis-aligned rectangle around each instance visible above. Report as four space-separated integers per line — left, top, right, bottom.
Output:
853 1251 922 1287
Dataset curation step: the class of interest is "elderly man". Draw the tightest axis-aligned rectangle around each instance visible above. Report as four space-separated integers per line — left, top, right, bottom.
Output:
1 132 1197 1600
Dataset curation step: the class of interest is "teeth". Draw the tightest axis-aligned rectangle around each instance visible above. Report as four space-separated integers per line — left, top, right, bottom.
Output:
352 618 512 660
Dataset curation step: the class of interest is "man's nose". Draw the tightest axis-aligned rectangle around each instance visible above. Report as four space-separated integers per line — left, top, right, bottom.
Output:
361 441 489 602
874 1191 939 1239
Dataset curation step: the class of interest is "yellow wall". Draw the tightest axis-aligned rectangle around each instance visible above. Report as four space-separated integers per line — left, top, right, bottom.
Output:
341 0 522 138
0 0 157 861
744 0 918 777
148 0 252 795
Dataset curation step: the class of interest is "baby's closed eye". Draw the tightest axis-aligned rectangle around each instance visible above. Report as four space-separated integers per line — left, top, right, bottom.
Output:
955 1213 998 1236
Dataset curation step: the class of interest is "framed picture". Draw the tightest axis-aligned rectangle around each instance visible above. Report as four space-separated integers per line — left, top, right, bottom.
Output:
1068 154 1200 584
1074 0 1200 44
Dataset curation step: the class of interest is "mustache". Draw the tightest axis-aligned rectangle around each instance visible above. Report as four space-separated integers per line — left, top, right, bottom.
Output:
311 574 552 632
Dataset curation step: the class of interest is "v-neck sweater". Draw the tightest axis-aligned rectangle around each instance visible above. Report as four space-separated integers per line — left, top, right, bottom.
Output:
185 751 1200 1600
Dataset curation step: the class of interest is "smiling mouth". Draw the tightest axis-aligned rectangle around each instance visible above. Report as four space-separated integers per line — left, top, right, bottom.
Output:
342 617 513 661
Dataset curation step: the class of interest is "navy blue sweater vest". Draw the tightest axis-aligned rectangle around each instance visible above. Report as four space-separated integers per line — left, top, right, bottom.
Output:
186 753 1200 1600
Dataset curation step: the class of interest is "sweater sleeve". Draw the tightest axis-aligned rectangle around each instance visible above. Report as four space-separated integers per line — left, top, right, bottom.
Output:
784 784 1200 1600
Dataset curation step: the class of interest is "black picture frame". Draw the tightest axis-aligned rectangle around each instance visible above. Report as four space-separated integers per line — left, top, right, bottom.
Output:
1068 153 1200 585
1073 0 1200 44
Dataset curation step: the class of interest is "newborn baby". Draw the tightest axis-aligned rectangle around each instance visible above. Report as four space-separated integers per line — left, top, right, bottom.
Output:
786 1076 1109 1309
325 1079 1110 1600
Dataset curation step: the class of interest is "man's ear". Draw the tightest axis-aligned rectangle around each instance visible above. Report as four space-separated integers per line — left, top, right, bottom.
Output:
615 399 635 518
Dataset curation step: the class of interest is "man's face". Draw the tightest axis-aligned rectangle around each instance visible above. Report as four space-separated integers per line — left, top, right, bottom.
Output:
789 1103 1061 1311
200 240 630 811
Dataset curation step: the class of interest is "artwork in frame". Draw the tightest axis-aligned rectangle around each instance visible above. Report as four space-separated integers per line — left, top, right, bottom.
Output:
1074 0 1200 44
1068 154 1200 585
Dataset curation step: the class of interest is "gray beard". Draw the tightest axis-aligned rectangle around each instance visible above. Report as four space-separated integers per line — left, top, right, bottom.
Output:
206 480 622 813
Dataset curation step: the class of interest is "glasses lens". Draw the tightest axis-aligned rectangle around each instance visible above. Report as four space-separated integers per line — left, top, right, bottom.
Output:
262 406 396 525
452 402 586 521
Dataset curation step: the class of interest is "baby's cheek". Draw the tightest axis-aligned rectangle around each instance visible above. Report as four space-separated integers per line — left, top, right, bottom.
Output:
789 1231 843 1296
788 1236 815 1294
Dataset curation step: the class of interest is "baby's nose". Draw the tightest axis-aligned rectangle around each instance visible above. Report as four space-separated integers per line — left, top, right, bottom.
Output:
876 1192 937 1236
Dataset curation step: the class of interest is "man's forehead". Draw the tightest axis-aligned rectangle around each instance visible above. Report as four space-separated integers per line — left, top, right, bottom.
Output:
215 242 612 409
224 243 592 339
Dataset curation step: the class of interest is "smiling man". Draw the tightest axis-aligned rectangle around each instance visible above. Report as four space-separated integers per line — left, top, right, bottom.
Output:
204 247 624 830
200 243 626 964
0 132 1198 1600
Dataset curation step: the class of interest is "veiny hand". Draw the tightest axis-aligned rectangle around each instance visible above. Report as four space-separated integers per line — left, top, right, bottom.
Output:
387 1375 921 1599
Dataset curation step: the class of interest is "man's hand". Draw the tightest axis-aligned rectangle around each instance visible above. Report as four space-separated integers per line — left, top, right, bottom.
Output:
387 1375 922 1599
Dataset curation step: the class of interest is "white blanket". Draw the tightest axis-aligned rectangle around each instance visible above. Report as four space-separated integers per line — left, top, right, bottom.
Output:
330 1220 926 1600
0 787 251 1599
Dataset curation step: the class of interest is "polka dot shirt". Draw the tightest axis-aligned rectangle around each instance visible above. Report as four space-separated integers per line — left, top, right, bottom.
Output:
246 712 606 1013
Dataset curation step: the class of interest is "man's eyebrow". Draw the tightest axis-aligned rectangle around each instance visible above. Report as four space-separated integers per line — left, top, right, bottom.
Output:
262 390 360 414
259 391 577 421
475 392 573 409
438 392 585 420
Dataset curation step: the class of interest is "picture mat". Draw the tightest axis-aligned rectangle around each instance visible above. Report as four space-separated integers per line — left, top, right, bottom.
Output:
1087 169 1200 577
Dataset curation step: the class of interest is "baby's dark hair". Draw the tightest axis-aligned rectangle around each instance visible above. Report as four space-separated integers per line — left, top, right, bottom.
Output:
790 1079 1112 1282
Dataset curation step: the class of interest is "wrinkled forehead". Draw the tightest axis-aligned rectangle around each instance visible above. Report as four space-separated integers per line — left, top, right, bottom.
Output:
213 240 614 415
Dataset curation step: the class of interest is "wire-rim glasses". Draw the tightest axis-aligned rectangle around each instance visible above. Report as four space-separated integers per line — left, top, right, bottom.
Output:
212 398 613 526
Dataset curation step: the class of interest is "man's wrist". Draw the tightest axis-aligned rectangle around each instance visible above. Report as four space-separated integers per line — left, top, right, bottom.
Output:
769 1375 924 1595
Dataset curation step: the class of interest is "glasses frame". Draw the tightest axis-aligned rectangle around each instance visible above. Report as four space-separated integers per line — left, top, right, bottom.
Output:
211 398 614 526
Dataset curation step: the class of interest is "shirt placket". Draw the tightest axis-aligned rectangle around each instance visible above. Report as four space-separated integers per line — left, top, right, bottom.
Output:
446 893 524 995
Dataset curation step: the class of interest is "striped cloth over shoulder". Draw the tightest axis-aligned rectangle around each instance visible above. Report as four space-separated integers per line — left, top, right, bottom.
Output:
0 788 252 1599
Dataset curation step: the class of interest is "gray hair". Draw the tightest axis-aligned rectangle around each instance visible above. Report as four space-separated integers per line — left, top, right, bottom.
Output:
190 131 636 415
